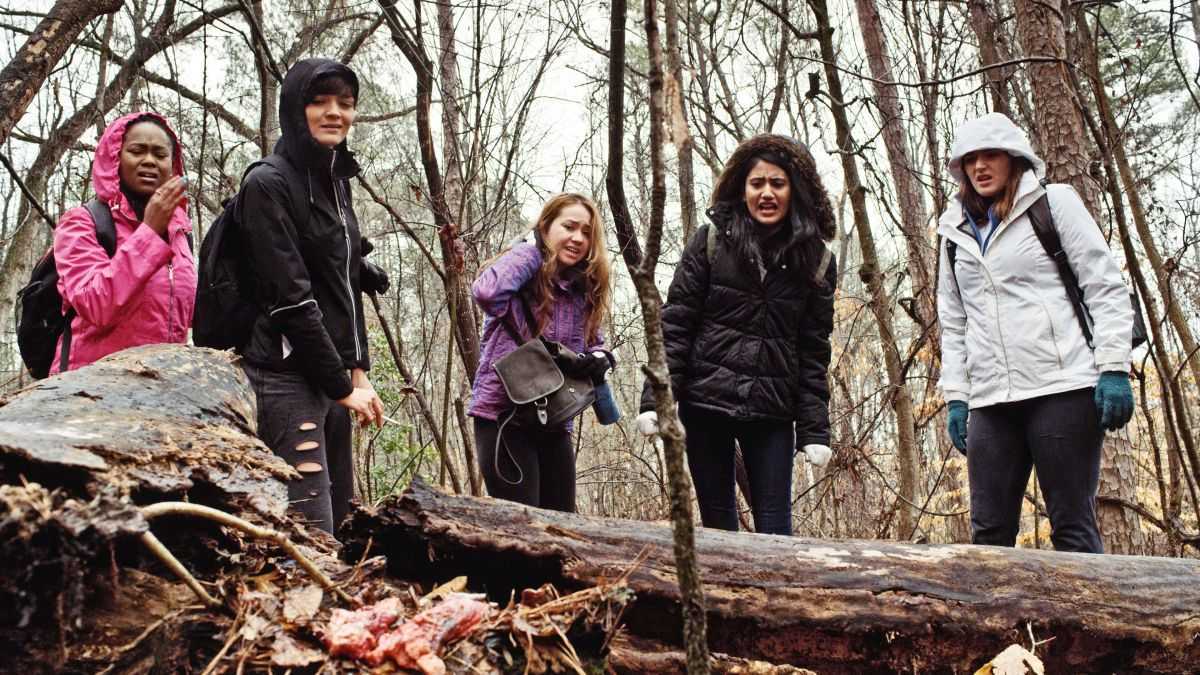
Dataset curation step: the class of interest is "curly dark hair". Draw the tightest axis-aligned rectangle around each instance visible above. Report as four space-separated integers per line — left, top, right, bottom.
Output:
709 134 835 284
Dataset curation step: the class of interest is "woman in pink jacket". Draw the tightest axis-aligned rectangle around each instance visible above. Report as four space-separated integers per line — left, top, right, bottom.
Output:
51 112 194 373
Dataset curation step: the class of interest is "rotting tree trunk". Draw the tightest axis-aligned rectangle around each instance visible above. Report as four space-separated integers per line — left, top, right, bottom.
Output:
0 0 124 146
608 0 710 669
805 0 920 540
853 0 936 334
345 480 1200 674
0 344 293 514
1016 0 1144 554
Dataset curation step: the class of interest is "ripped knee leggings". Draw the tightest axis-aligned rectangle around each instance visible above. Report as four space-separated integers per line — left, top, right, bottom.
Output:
242 363 354 534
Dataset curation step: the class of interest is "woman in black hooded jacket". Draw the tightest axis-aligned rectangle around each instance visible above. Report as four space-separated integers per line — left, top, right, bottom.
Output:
236 58 388 534
638 134 837 536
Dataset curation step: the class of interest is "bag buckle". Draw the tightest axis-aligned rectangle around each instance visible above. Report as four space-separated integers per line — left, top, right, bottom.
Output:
536 398 549 425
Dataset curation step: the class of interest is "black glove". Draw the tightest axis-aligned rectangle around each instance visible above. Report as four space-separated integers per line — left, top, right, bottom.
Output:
361 260 390 295
578 350 614 383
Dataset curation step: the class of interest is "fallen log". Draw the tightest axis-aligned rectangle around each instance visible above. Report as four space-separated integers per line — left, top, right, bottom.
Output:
0 344 299 666
343 479 1200 674
0 343 293 515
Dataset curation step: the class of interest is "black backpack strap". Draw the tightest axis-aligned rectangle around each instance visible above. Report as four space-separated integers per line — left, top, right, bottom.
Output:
60 200 119 371
943 235 962 299
245 154 311 231
1026 193 1095 349
84 199 117 257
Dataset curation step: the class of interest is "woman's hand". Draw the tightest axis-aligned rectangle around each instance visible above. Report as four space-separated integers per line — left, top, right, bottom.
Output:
143 176 187 237
341 369 384 427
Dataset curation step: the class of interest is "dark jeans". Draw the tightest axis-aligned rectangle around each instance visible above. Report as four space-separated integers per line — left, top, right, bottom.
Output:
473 416 576 512
967 387 1104 553
680 404 795 535
243 364 355 534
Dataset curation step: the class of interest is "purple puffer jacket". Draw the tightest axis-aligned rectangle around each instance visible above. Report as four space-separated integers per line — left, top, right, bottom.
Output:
469 242 604 421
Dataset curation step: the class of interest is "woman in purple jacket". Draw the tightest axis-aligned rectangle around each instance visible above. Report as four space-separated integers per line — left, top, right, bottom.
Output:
469 193 613 511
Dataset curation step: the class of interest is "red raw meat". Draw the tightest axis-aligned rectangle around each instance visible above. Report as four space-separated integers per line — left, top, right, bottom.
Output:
324 596 403 659
366 594 489 672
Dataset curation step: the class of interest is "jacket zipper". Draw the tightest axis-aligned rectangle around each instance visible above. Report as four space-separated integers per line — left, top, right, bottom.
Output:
330 151 362 361
167 228 176 342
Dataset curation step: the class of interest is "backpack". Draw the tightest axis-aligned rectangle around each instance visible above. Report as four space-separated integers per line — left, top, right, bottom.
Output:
194 155 309 350
945 190 1148 350
16 201 117 378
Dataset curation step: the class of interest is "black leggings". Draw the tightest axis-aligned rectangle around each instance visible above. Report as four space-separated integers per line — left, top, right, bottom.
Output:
473 416 576 512
967 387 1104 553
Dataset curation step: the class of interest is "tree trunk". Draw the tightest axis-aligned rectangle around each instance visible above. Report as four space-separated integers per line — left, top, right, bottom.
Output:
662 0 697 244
0 0 124 146
344 479 1200 673
806 0 920 540
607 0 710 669
967 0 1014 116
853 0 936 333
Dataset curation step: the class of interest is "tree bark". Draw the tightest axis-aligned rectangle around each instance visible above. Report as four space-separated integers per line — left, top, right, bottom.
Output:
805 0 920 540
662 0 697 244
1014 0 1101 209
344 479 1200 673
0 0 124 146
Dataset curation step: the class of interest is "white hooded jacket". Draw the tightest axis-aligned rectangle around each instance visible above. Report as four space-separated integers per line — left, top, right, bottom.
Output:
937 113 1133 409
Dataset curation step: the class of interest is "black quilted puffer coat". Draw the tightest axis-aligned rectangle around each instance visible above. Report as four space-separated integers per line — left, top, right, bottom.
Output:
640 134 837 446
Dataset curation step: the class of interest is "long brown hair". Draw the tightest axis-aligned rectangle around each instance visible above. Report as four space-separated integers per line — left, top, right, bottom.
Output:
958 153 1034 225
482 193 612 343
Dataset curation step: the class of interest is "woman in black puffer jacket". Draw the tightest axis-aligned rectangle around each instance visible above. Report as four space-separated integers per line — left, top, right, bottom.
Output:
638 134 837 535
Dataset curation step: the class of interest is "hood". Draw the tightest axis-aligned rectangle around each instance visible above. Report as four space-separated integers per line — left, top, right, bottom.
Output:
947 112 1045 183
92 111 184 204
711 133 836 241
275 57 361 177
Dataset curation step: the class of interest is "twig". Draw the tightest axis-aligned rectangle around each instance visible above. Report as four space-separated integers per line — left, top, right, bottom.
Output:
141 502 359 606
0 150 56 229
139 531 222 609
200 609 245 675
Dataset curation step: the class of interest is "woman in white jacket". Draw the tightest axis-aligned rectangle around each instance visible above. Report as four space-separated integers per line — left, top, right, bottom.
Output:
937 112 1134 553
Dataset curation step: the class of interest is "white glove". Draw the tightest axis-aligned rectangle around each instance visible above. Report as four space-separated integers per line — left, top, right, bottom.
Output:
803 443 832 468
636 410 660 437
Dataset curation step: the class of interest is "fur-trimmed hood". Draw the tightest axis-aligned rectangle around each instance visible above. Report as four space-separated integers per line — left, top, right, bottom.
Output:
711 133 836 241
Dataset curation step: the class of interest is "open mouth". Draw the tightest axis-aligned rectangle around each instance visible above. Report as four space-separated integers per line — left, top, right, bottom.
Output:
136 171 159 184
757 202 779 216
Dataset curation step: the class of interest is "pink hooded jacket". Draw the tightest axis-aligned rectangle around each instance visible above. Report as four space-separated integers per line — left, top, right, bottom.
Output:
51 112 196 373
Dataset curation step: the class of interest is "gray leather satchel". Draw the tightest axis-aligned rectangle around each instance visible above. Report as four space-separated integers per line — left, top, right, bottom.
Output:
492 295 594 428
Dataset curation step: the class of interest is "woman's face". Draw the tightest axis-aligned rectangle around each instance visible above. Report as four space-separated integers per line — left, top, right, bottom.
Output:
544 202 592 267
743 159 791 226
963 149 1012 198
118 121 174 198
306 92 357 148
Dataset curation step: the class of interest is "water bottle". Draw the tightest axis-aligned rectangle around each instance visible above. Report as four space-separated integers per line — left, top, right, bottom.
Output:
590 351 621 425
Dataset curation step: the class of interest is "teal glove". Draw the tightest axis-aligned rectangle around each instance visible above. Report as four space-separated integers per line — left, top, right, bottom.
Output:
947 400 968 455
1095 371 1133 431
